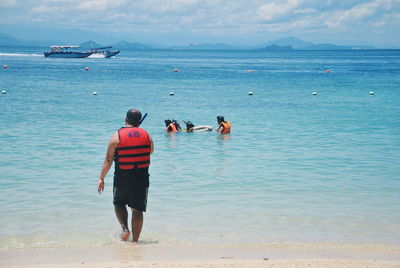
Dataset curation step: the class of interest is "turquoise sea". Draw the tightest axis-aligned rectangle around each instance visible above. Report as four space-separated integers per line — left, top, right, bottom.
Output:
0 48 399 249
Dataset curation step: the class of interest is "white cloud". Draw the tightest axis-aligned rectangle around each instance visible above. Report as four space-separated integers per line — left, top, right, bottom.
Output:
30 5 54 14
0 0 399 46
77 0 127 11
0 0 16 7
130 0 200 14
324 0 395 28
256 1 299 22
294 8 317 14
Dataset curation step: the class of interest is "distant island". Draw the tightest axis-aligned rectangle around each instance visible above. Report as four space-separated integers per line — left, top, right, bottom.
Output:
0 33 161 50
0 33 390 50
78 40 158 50
263 45 294 51
0 33 24 46
260 37 376 50
171 43 239 50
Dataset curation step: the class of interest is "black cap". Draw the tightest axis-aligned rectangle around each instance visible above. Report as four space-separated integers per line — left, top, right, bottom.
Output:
126 109 142 126
164 119 172 126
217 116 224 122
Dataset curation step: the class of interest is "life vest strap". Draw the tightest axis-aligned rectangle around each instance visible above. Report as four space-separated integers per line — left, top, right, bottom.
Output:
117 153 150 158
116 145 151 151
116 160 150 166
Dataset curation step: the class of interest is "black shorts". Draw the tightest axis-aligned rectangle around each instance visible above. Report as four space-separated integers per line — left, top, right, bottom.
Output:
113 187 148 212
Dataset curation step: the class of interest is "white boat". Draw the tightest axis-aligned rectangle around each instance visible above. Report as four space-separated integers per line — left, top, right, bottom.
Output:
44 46 92 58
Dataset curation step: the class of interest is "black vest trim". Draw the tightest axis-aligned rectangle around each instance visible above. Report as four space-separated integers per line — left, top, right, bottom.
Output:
116 145 151 151
117 153 150 158
116 160 151 166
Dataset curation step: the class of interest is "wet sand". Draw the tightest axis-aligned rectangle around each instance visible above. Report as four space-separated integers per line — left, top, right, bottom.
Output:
1 242 399 267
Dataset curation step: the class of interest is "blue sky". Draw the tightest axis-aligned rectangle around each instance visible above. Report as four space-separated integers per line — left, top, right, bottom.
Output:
0 0 399 46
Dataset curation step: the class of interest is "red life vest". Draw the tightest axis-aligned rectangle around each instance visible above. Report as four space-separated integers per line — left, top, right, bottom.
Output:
166 123 177 133
114 127 151 169
220 121 231 134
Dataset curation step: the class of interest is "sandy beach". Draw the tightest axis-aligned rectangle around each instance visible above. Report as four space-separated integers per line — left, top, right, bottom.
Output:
1 242 399 267
7 259 400 268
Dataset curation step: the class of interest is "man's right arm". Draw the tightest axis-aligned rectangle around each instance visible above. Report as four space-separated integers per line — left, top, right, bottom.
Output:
216 123 223 133
97 132 119 193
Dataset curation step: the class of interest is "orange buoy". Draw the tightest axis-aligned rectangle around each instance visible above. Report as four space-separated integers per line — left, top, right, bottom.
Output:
85 67 89 71
248 69 253 73
325 69 331 73
3 65 7 69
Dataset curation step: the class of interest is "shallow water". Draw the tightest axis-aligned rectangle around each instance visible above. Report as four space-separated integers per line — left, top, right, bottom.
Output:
0 48 399 249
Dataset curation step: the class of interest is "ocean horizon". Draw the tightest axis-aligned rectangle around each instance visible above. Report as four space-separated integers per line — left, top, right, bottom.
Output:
0 47 399 250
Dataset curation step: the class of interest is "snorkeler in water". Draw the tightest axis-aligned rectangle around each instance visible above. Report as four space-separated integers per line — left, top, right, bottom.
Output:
183 120 212 132
216 116 231 134
165 119 181 133
183 120 195 132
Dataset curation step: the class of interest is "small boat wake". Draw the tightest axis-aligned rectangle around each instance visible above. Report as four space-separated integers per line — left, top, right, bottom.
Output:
88 53 106 58
0 52 42 57
88 46 120 58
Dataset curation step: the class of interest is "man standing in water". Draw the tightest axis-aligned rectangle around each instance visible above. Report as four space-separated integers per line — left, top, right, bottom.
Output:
97 109 154 242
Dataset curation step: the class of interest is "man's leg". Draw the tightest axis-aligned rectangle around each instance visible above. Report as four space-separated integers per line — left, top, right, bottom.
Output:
114 204 130 241
131 208 143 242
114 204 128 226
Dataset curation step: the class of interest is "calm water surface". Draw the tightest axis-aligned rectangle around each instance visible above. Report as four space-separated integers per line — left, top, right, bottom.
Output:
0 48 399 249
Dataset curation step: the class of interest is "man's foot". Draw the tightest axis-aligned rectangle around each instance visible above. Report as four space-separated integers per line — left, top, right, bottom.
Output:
120 225 130 241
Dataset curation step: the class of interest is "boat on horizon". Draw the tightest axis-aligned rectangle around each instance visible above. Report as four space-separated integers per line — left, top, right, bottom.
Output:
44 46 92 58
88 46 120 58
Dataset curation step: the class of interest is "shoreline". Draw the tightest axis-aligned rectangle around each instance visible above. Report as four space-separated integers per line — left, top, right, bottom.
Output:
1 242 399 267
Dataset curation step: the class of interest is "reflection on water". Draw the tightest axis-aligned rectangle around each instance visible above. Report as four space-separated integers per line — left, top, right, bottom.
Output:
217 134 231 142
216 134 232 175
165 133 177 145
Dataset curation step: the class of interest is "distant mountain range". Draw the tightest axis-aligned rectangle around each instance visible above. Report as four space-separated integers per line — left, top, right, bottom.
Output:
78 40 158 50
0 33 24 46
0 34 161 49
0 32 384 50
263 44 295 51
171 43 239 50
261 37 376 50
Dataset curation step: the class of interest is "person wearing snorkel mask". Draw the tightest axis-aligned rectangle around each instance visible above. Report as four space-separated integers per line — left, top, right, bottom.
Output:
216 116 231 134
164 119 181 133
183 120 212 132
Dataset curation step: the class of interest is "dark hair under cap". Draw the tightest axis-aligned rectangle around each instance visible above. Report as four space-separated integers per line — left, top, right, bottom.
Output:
126 109 142 126
217 116 225 122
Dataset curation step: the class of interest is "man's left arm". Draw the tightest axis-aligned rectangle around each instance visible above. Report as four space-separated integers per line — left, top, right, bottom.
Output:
148 133 154 154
